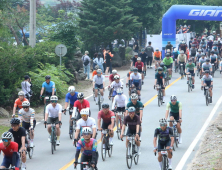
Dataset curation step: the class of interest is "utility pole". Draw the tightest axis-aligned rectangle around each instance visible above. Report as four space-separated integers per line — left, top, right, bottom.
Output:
29 0 36 48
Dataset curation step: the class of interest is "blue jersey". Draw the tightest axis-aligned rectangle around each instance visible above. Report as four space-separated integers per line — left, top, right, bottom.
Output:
42 81 56 93
65 92 79 106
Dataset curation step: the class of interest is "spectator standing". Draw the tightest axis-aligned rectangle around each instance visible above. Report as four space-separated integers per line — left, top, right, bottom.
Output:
145 41 154 68
105 48 111 75
93 52 104 73
189 37 193 49
207 29 211 36
82 51 91 79
21 75 32 101
133 39 139 53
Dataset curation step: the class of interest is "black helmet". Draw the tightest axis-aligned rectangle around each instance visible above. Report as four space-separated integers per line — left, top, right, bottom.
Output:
205 70 210 73
102 103 109 109
10 118 20 125
160 62 165 67
167 41 171 44
166 53 170 57
77 93 84 99
24 75 30 80
158 67 163 71
45 75 51 80
210 51 214 54
188 59 192 62
206 59 210 62
133 68 138 72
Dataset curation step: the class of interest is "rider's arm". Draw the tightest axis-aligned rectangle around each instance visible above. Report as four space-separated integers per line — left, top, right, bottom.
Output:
111 117 115 129
20 136 26 152
91 118 97 138
75 143 81 161
64 93 70 110
45 105 49 121
179 102 182 119
111 96 116 110
165 103 170 119
40 87 44 96
75 121 80 139
13 100 18 115
124 95 128 107
139 103 143 121
210 64 212 72
30 110 35 129
153 129 158 148
102 76 105 88
169 128 174 147
52 88 55 96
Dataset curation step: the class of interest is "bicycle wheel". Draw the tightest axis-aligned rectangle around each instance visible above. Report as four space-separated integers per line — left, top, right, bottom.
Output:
43 105 46 120
174 130 178 148
206 91 209 106
107 137 113 157
134 148 139 165
158 92 161 107
116 118 121 140
101 136 106 161
28 147 34 159
162 156 167 170
69 121 74 139
126 143 132 169
188 83 190 92
98 94 101 111
51 134 54 154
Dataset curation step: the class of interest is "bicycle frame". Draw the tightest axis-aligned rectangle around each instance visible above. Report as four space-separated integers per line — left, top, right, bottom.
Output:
187 74 192 92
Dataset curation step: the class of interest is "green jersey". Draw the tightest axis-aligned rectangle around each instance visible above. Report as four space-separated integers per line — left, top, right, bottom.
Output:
126 101 143 115
163 57 173 66
185 63 195 71
166 101 182 113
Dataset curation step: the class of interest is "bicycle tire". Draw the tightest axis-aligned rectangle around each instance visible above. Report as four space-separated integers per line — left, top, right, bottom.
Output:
28 147 34 159
98 94 101 111
126 143 132 169
51 134 54 154
206 90 209 106
158 93 161 107
101 136 106 161
108 144 112 157
174 131 178 148
162 156 166 170
188 83 190 92
117 118 121 140
134 151 139 165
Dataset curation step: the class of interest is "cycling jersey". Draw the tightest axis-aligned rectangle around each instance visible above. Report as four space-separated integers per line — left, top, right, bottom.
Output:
127 72 132 79
173 51 179 59
202 75 213 84
154 127 173 142
178 54 186 62
110 81 123 91
199 58 206 65
196 53 202 61
130 73 141 83
210 55 217 62
135 62 144 70
65 92 79 105
14 98 29 109
186 63 195 71
74 99 90 112
139 52 147 63
220 61 222 67
165 44 173 50
202 63 212 70
131 57 138 66
202 48 208 55
76 138 97 156
18 108 35 124
109 74 120 82
155 72 165 84
42 81 56 93
97 110 115 124
212 50 219 55
112 94 127 109
154 51 162 58
9 127 27 150
93 75 105 85
166 101 182 113
124 115 140 131
163 57 173 66
46 103 62 118
0 142 18 157
180 44 187 53
190 48 197 56
126 101 143 115
76 117 96 130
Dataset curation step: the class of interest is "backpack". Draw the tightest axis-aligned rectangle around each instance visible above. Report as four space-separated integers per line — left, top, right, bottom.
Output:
83 55 89 66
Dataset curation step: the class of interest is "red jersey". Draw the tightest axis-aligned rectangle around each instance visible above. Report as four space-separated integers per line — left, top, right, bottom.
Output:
0 142 18 157
109 74 120 82
135 62 144 70
74 99 90 112
97 110 115 123
14 98 29 109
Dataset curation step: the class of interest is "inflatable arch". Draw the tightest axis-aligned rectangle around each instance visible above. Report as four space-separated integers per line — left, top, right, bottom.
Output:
162 5 222 57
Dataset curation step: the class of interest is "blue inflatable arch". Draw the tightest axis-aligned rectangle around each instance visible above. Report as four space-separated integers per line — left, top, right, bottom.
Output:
162 5 222 57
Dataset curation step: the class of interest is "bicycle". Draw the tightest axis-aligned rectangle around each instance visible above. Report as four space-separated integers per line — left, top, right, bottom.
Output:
164 70 169 86
211 63 215 77
187 73 193 93
196 62 200 76
25 129 34 159
204 86 211 106
154 85 163 107
95 88 102 111
113 110 125 140
99 129 113 161
180 63 184 79
154 149 172 170
74 161 97 170
174 59 178 73
41 96 50 119
69 108 78 140
168 120 180 150
122 134 139 169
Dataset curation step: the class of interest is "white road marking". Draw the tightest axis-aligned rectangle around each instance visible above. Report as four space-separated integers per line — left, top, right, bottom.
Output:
175 95 222 170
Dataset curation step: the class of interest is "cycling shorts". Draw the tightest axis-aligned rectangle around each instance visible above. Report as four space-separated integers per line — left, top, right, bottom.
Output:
156 83 165 89
102 121 112 130
95 84 103 89
47 117 59 124
158 139 171 152
22 120 36 130
155 57 160 61
132 82 141 90
1 154 20 168
138 69 143 73
45 91 56 96
117 107 126 112
165 65 172 69
187 70 195 77
126 128 140 137
170 112 179 121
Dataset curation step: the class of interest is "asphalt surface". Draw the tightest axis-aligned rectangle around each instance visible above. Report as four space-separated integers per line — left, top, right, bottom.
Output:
1 66 222 170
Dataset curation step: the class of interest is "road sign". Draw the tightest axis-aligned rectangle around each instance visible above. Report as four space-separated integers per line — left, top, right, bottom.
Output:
55 44 67 69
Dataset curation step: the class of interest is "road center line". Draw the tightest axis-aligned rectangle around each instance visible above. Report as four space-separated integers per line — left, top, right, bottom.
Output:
175 95 222 170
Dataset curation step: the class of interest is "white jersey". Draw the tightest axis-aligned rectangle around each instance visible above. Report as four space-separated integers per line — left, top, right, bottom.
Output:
76 117 97 132
18 108 35 123
46 103 62 118
130 72 141 80
110 81 123 91
112 94 127 109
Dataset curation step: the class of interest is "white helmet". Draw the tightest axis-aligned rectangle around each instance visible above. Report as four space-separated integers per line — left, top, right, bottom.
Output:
131 93 138 100
170 95 177 101
112 70 117 74
80 108 89 115
156 48 159 51
117 88 123 94
50 95 58 101
97 69 102 74
159 118 167 125
167 49 171 53
1 132 13 140
174 49 177 52
198 49 202 52
22 101 30 107
82 127 92 134
114 75 120 80
180 50 184 54
137 57 141 61
68 86 75 93
18 91 25 96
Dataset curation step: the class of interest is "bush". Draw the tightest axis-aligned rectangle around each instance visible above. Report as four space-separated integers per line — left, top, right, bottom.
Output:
125 47 133 61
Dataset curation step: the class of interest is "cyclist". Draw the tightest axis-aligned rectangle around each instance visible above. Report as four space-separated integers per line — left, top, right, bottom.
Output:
185 59 195 89
109 70 120 86
190 44 197 58
131 52 138 66
109 75 123 101
154 67 166 103
201 70 213 103
0 132 20 170
153 118 173 170
202 59 212 74
126 67 134 95
9 118 27 170
199 54 207 77
130 68 142 101
195 49 202 65
120 106 141 155
97 103 115 146
178 50 187 75
153 48 162 70
210 51 218 69
163 53 173 79
112 88 127 129
139 48 148 73
74 109 97 145
165 95 182 144
172 49 179 69
63 86 78 134
202 44 208 56
135 57 144 84
165 41 173 54
21 75 32 101
40 75 56 103
18 101 36 147
72 93 90 120
44 95 62 145
12 91 29 117
179 41 187 55
160 62 167 73
74 127 98 170
93 69 105 105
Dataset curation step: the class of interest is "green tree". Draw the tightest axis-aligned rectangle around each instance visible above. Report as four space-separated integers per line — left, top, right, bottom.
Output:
78 0 141 48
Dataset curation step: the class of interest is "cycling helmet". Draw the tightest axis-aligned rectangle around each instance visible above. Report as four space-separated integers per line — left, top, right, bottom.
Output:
102 103 109 109
22 101 30 107
80 108 89 115
166 53 170 57
158 67 163 71
114 75 120 80
141 48 145 52
77 93 84 99
213 31 216 33
133 68 138 72
137 57 141 61
210 51 214 54
182 41 185 44
95 65 99 70
18 91 25 96
198 49 202 52
213 46 217 50
97 69 102 74
167 49 171 53
82 127 92 134
201 53 205 56
156 48 159 51
167 41 171 44
188 59 192 63
159 118 167 125
128 106 136 113
130 67 134 71
205 70 210 73
112 70 117 74
206 59 210 62
10 118 20 125
174 49 177 52
203 45 206 48
131 93 138 100
160 62 165 67
117 88 123 94
1 132 13 140
68 86 75 93
170 95 177 101
134 52 138 56
194 38 197 40
50 95 58 101
180 50 184 54
45 75 51 80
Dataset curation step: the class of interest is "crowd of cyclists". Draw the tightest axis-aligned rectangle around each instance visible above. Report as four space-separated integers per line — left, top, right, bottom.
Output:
0 30 221 170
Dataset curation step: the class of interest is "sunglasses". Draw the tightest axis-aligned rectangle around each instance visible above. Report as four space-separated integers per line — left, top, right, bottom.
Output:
171 100 176 102
51 101 57 103
23 107 29 109
81 114 88 117
129 112 135 114
83 133 91 136
117 93 122 95
2 139 9 142
160 124 166 127
11 124 19 127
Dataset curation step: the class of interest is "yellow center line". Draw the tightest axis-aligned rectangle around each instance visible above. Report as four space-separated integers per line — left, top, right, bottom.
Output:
60 76 181 170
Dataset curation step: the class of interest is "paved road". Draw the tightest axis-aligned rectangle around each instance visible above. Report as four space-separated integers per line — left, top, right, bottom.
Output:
1 67 222 170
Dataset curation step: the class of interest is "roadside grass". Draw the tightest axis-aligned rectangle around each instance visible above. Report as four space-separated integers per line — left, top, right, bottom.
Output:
0 125 10 137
